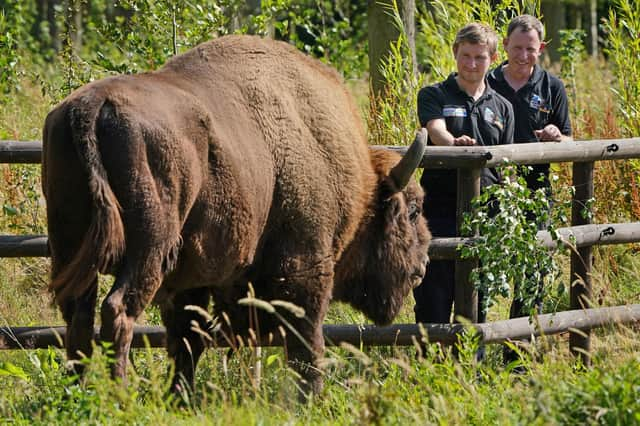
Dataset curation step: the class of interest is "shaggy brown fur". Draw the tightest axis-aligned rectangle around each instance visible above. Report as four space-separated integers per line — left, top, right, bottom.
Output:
42 35 431 398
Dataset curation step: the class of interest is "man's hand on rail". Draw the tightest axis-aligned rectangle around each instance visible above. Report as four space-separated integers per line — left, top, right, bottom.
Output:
453 135 477 146
534 124 566 142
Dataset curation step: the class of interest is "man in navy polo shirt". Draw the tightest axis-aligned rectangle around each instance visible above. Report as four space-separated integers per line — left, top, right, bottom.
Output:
488 14 572 363
414 23 514 330
488 14 572 192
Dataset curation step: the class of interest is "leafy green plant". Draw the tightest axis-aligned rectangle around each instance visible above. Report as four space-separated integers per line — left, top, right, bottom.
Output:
603 0 640 137
459 165 570 316
91 1 230 74
558 28 586 122
602 0 640 221
0 9 22 97
269 0 368 79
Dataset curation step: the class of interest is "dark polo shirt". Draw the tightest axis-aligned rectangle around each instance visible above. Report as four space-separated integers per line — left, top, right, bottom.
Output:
418 73 514 208
488 62 572 191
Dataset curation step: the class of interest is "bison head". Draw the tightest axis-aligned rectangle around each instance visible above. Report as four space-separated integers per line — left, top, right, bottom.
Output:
334 130 431 325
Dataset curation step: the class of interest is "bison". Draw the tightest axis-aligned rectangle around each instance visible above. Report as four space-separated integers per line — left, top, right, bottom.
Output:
42 35 431 397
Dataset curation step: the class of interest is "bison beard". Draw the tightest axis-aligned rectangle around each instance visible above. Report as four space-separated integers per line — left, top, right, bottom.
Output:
42 35 431 399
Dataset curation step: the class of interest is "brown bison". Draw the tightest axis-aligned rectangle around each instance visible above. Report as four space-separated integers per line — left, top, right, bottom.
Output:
42 35 431 397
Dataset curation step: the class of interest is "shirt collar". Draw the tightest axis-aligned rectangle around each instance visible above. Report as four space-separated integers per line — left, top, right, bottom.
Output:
492 61 543 85
444 72 494 101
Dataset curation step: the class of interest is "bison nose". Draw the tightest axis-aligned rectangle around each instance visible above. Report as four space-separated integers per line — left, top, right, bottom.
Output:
411 262 427 288
417 263 426 279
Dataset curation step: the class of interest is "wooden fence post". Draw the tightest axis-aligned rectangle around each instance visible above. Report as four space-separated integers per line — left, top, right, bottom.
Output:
570 161 594 366
454 167 480 323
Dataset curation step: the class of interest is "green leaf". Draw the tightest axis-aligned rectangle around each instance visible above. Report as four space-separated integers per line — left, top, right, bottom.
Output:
0 362 29 381
3 204 18 216
266 354 280 367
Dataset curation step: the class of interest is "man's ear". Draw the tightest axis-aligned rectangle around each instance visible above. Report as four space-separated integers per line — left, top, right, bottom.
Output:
503 37 509 50
490 51 498 63
539 41 546 53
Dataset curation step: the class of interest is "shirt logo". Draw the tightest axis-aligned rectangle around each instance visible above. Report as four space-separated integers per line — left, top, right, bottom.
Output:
484 107 504 130
483 107 495 123
530 94 550 113
443 106 467 117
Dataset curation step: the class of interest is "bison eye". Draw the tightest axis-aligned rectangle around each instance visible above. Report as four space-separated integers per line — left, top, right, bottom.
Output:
408 202 420 222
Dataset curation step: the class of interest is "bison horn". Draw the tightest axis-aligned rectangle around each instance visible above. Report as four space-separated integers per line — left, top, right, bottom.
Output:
390 128 427 190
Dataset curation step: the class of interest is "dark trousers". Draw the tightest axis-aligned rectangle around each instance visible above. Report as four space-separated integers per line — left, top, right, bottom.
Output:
413 200 488 326
413 213 456 324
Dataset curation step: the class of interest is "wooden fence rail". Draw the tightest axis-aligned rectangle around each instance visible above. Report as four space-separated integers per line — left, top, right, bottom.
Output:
5 138 640 166
0 141 41 163
1 138 640 363
2 304 639 350
3 222 639 259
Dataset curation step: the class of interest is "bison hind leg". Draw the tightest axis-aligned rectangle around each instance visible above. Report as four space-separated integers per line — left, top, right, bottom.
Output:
99 251 166 381
60 279 99 377
160 287 211 395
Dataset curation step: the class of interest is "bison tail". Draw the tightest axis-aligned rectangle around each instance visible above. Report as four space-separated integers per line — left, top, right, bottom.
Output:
49 97 126 305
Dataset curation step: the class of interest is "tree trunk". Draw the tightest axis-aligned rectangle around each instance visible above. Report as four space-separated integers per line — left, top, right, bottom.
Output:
541 0 566 63
567 2 582 29
402 0 417 79
48 0 61 52
246 0 261 12
32 0 46 42
585 0 598 58
368 0 415 97
71 0 83 53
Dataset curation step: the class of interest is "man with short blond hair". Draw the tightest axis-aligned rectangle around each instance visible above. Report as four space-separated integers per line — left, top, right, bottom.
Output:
453 21 499 55
414 23 514 328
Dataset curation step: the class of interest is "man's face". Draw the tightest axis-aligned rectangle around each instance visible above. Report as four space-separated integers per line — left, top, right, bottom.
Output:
454 42 495 85
503 28 544 75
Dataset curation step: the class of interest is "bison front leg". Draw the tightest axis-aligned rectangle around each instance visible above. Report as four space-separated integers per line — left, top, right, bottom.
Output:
276 264 333 400
286 318 326 399
161 287 211 394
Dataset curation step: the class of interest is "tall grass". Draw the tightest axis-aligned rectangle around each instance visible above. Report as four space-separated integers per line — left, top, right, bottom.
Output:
603 0 640 137
2 329 640 424
366 1 424 147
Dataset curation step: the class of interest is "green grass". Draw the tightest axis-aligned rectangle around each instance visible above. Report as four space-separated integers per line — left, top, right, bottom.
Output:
2 327 640 424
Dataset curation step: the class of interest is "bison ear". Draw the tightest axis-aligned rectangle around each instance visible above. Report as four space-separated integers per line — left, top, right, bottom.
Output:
382 191 405 226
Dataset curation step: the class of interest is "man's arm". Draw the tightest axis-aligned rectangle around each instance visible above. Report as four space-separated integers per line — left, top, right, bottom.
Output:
425 119 476 146
417 85 475 146
536 77 573 142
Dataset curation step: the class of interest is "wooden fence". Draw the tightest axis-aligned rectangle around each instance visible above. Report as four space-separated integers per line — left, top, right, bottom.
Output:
1 138 640 364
